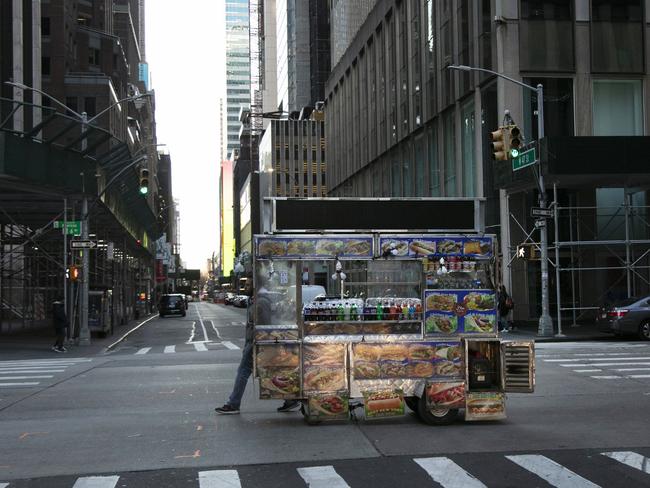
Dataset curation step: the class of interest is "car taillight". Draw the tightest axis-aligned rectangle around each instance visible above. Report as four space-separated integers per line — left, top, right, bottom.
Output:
607 309 629 318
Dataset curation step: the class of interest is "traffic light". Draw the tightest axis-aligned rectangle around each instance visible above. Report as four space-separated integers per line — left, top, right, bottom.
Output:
67 265 80 281
507 125 521 158
139 168 149 195
490 127 508 161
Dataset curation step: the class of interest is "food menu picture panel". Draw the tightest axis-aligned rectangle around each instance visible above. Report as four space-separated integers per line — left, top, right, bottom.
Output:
426 381 466 409
352 342 463 380
302 343 348 393
307 392 350 421
465 392 506 421
256 236 374 259
363 389 405 419
255 326 300 342
256 344 301 399
424 290 496 335
379 236 493 258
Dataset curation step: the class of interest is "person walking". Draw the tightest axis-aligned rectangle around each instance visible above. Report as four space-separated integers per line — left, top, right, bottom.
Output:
52 300 69 353
215 277 300 415
497 285 514 333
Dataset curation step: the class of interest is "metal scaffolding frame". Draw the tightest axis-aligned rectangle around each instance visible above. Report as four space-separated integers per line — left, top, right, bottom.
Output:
506 183 650 332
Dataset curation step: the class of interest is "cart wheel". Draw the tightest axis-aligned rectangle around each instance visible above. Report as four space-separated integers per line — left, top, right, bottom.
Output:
404 396 420 414
417 395 458 426
300 402 321 425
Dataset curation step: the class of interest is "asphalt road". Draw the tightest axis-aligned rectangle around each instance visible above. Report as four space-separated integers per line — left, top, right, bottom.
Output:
0 302 649 487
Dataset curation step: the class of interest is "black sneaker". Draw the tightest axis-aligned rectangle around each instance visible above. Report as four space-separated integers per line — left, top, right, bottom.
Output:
214 404 240 415
277 400 301 412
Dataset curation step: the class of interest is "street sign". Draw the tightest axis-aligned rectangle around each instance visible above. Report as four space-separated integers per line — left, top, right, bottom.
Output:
70 240 98 249
512 147 536 171
531 207 553 218
534 219 546 229
54 220 81 236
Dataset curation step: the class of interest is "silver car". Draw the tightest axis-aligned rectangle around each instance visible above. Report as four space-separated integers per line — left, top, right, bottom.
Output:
597 296 650 340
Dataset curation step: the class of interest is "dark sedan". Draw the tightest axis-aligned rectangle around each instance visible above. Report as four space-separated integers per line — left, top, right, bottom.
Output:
159 294 187 318
597 296 650 340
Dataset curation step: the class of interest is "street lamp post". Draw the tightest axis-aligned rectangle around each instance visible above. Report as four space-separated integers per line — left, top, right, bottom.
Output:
5 81 151 344
448 65 554 337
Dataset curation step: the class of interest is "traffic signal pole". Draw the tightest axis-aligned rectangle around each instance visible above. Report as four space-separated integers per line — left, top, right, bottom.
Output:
448 66 555 337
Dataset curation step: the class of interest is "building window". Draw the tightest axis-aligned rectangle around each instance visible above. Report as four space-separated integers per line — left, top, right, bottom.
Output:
443 110 456 196
592 80 643 136
425 0 436 120
519 0 574 72
84 97 96 117
440 0 454 107
591 0 644 73
415 136 425 196
428 123 440 196
89 48 100 66
41 56 51 76
65 97 78 116
479 0 493 71
391 153 402 197
41 17 50 36
457 0 473 95
411 0 422 128
524 78 574 138
461 100 475 197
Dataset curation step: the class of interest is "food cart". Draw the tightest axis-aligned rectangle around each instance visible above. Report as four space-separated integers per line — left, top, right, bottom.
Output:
252 199 535 425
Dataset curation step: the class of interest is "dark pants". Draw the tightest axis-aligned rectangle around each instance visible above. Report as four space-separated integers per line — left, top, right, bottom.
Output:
54 328 66 348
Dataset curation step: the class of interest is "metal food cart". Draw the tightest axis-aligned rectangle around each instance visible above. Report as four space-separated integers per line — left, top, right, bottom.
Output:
252 199 535 425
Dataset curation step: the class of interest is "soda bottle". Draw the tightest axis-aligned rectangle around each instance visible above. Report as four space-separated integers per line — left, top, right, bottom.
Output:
376 301 384 320
350 302 358 321
344 302 351 321
408 301 416 320
390 301 399 321
401 302 409 321
415 301 423 319
337 302 345 321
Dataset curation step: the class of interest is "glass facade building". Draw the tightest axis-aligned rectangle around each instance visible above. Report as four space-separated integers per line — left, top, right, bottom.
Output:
226 0 251 159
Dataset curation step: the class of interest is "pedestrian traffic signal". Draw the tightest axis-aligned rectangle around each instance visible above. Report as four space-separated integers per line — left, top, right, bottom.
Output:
67 265 80 281
139 168 149 195
490 128 508 161
508 125 522 158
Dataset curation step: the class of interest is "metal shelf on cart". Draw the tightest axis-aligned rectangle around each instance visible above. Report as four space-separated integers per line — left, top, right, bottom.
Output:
304 320 423 325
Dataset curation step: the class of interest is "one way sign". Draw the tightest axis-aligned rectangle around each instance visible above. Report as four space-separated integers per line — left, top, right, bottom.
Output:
70 240 98 249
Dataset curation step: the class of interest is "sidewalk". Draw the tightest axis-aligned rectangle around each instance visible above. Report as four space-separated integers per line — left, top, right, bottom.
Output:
499 321 612 342
0 315 155 360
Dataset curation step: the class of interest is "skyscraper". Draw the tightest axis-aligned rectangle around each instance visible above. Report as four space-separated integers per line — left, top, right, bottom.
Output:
225 0 251 159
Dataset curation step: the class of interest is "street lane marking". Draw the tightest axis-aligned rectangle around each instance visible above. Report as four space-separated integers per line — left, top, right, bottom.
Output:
195 307 209 342
506 455 600 488
72 475 120 488
210 320 223 340
0 382 40 387
561 362 650 367
573 369 602 373
591 376 621 379
297 466 350 488
194 343 208 352
135 347 151 355
0 359 91 365
0 369 65 373
602 451 650 474
0 376 53 380
188 321 197 343
612 368 650 372
414 457 486 488
546 357 650 362
0 483 7 488
629 374 650 378
164 346 175 353
221 341 240 350
107 314 157 351
198 469 241 488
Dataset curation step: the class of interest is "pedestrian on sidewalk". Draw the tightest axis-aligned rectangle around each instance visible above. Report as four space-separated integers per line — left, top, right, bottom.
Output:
215 275 300 415
52 299 69 353
498 285 514 332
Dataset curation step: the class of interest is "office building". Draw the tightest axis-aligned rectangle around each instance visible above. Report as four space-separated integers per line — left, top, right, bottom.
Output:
325 0 650 328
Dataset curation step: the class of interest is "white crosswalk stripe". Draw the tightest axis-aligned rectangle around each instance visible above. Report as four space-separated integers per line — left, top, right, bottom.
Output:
297 466 350 488
198 469 241 487
543 349 650 380
602 451 650 474
0 483 8 488
414 457 486 488
221 341 240 350
193 343 208 352
164 345 175 353
135 347 151 355
72 475 120 488
0 358 90 388
506 454 601 488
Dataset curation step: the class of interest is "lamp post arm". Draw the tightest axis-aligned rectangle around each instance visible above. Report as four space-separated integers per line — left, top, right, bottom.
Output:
447 65 537 93
86 94 150 125
4 81 84 119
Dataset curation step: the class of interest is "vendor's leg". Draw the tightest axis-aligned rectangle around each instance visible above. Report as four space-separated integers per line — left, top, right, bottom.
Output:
226 342 254 409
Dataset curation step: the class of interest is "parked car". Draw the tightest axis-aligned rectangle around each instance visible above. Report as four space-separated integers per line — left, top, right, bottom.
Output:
233 295 250 308
159 294 187 318
597 296 650 340
225 292 236 305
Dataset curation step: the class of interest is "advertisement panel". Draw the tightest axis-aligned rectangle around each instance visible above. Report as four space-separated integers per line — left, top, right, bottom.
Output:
424 290 496 335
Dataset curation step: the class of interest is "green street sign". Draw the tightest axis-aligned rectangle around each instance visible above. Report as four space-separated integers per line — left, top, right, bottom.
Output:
54 220 81 236
512 147 536 171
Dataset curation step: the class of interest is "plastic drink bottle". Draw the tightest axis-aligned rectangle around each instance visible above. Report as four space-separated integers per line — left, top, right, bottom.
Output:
376 301 383 320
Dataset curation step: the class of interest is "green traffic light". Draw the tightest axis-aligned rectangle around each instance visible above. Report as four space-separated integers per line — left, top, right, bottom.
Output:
139 186 148 195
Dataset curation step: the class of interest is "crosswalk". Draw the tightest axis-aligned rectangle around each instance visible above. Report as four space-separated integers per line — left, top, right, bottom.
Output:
541 346 650 380
126 341 241 356
2 450 649 487
0 357 91 388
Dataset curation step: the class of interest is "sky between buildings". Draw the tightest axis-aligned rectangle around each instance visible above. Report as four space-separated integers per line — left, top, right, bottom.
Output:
145 1 226 271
